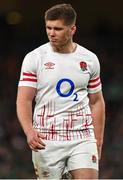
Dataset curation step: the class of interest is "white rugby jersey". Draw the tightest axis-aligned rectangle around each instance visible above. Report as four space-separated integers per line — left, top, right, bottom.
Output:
18 42 102 141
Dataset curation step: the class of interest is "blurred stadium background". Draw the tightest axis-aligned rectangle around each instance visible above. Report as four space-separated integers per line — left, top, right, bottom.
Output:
0 0 123 178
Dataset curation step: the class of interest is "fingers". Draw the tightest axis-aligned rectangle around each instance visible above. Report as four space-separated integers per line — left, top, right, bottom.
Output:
31 139 45 151
29 142 45 152
27 130 46 151
38 132 46 139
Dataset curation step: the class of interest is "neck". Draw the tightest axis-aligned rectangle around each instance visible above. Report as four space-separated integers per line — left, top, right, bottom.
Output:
51 42 77 54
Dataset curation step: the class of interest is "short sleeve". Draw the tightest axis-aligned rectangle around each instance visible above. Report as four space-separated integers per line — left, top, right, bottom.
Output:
18 52 37 88
87 54 102 93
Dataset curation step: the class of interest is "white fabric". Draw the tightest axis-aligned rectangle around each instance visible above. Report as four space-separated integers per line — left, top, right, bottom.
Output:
18 42 102 141
32 139 98 179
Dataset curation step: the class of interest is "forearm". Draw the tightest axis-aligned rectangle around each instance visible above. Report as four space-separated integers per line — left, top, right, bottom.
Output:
91 98 105 147
16 99 46 151
16 99 33 136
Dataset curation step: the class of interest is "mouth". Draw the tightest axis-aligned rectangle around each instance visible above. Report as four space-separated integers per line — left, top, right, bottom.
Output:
50 39 57 42
49 37 57 42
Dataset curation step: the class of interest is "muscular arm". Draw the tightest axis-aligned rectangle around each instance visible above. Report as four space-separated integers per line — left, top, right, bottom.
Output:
16 86 45 151
88 91 105 159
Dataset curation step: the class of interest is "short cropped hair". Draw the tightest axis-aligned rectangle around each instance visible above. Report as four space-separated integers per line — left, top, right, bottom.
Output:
45 4 77 26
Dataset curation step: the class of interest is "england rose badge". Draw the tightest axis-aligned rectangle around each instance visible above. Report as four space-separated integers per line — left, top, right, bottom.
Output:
80 61 87 71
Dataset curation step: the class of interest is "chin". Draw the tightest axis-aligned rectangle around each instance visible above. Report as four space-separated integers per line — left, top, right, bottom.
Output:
50 41 59 47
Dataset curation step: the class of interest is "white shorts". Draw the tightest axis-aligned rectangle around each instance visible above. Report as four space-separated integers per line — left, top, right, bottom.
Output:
32 139 98 179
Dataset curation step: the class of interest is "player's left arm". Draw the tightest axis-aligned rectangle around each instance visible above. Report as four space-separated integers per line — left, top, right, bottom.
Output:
88 90 105 160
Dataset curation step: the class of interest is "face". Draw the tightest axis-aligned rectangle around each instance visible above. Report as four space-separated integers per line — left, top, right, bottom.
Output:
45 19 76 48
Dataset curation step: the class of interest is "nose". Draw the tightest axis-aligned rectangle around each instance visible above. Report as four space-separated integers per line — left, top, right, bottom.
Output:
49 29 55 36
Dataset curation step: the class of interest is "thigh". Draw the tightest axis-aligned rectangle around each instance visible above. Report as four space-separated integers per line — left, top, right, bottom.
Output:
67 140 99 178
70 168 98 179
32 141 66 179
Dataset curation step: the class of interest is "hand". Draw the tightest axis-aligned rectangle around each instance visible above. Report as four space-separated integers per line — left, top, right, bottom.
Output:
26 128 46 152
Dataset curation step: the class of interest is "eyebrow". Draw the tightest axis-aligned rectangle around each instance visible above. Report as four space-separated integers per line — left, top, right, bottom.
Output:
46 26 64 30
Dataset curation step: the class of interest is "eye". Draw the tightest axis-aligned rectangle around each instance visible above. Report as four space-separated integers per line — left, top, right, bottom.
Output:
46 26 52 30
54 27 63 31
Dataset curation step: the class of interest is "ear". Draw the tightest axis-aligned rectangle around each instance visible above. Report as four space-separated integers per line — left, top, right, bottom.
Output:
71 25 76 35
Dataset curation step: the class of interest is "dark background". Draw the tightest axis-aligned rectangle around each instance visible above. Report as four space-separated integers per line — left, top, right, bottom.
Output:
0 0 123 178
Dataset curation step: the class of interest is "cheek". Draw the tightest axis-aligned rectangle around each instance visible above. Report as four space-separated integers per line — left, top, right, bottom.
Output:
61 31 71 40
64 33 71 41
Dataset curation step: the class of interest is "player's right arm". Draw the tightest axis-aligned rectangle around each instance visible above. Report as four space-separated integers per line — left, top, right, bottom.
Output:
16 86 46 152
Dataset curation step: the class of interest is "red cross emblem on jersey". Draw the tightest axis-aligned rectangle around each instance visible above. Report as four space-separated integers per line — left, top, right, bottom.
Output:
80 61 87 71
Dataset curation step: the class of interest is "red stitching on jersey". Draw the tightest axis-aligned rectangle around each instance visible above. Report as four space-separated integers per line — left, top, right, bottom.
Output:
88 82 101 88
21 78 37 82
23 72 37 77
89 77 100 83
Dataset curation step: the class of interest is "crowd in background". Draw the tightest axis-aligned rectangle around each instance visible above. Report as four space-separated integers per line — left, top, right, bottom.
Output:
0 10 123 179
